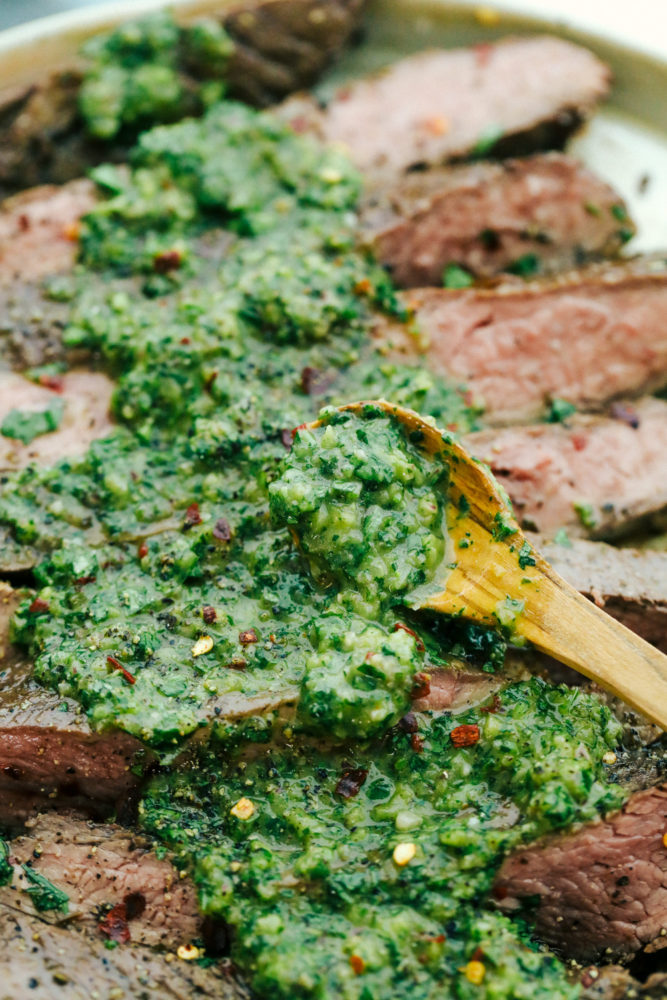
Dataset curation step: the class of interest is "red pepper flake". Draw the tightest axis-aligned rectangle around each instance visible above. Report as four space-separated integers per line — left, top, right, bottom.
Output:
571 433 587 452
180 336 191 345
202 605 217 625
335 767 368 799
364 650 377 663
28 597 49 614
354 278 372 295
411 672 431 699
98 902 130 944
446 422 458 432
153 249 182 274
281 428 294 450
107 655 136 686
292 423 308 439
184 502 202 529
74 575 96 586
18 213 30 233
422 933 446 944
137 542 149 559
239 628 258 645
480 694 502 714
213 518 232 542
492 883 508 901
450 724 480 748
393 622 425 651
226 658 247 671
610 401 640 428
349 955 365 975
37 373 64 393
411 732 424 753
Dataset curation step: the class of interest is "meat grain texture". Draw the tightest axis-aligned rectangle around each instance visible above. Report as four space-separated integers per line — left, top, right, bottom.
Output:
465 397 667 537
362 153 633 286
377 256 667 423
282 36 610 175
495 785 667 963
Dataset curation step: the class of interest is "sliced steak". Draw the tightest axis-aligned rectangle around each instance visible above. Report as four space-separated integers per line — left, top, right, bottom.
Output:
530 536 667 651
0 585 151 827
0 371 114 471
5 813 201 949
361 153 633 287
281 36 610 176
494 784 667 963
225 0 365 105
376 256 667 423
464 397 667 538
0 897 246 1000
0 0 365 197
0 179 96 285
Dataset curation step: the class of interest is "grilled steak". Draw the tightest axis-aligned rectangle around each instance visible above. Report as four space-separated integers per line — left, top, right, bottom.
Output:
582 967 667 1000
361 153 633 287
494 784 667 964
465 397 667 538
0 0 365 198
531 536 667 652
0 371 114 471
0 584 150 827
5 813 202 948
0 898 245 1000
281 36 610 176
376 256 667 423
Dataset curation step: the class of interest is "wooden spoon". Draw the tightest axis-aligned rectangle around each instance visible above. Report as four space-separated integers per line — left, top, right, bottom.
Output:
337 400 667 730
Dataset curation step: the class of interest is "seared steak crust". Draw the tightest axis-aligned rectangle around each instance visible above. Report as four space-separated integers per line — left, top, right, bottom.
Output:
465 398 667 538
281 36 610 175
495 784 667 963
0 898 247 1000
361 154 633 286
377 256 667 423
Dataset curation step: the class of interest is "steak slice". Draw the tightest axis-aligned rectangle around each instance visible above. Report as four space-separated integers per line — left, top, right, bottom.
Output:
530 536 667 652
225 0 365 105
281 36 610 176
0 370 114 471
4 813 202 949
494 784 667 964
0 897 246 1000
0 584 151 828
376 256 667 423
464 397 667 538
0 0 365 197
361 153 634 287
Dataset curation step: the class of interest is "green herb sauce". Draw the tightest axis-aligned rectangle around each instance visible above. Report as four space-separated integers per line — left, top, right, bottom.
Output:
0 55 629 998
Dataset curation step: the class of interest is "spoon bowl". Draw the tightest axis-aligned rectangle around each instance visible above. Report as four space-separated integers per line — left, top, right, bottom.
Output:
334 400 667 730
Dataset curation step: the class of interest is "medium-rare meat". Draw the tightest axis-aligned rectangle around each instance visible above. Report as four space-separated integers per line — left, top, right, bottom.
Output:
361 153 634 287
530 535 667 651
0 371 114 471
494 784 667 964
0 584 151 827
376 256 667 423
0 0 365 197
0 898 247 1000
464 398 667 538
0 180 96 285
281 36 610 176
5 813 201 949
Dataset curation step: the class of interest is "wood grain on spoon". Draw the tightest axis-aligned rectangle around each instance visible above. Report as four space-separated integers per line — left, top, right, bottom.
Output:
336 401 667 730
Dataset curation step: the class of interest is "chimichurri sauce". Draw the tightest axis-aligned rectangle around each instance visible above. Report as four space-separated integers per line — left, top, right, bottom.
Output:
0 43 628 998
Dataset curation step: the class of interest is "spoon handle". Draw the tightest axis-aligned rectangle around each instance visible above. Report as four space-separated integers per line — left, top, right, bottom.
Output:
519 566 667 729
